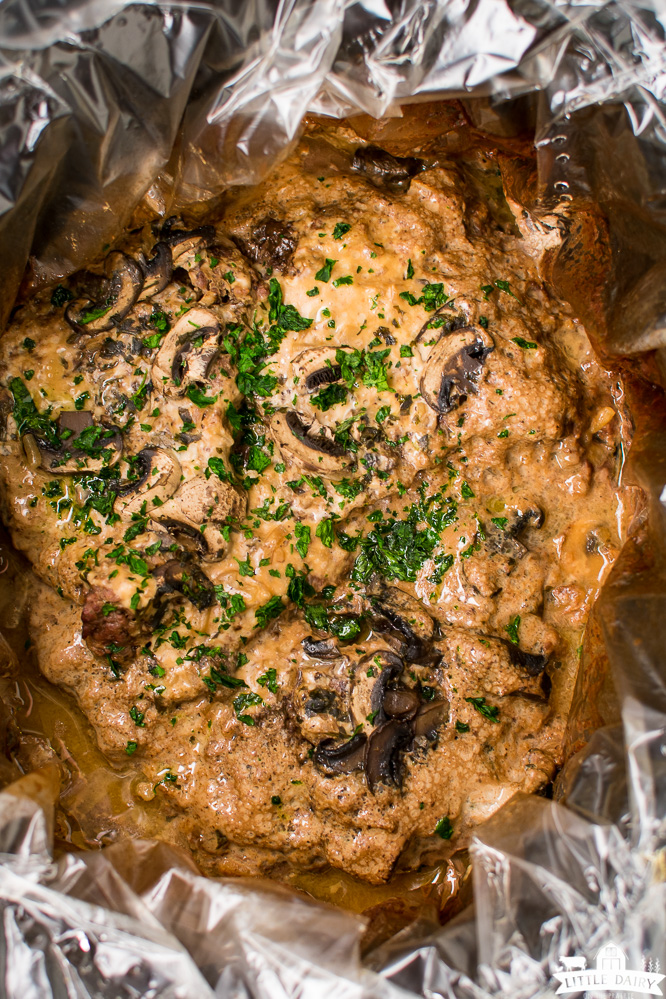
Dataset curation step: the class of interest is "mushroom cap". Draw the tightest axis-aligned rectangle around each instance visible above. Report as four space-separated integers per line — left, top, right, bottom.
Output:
268 410 354 479
369 587 436 661
114 446 181 515
364 718 413 790
65 252 144 336
153 474 245 560
152 307 221 395
291 346 343 393
152 558 216 612
138 242 173 298
28 411 123 474
352 145 425 194
313 732 368 776
420 325 494 414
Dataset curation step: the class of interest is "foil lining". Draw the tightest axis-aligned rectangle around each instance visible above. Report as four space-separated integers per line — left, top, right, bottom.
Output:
1 1 666 997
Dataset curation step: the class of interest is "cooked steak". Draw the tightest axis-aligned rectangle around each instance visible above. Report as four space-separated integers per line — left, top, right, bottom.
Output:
0 126 630 883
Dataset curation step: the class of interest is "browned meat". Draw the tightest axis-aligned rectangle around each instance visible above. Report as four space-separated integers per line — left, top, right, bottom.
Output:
0 125 631 885
81 586 137 663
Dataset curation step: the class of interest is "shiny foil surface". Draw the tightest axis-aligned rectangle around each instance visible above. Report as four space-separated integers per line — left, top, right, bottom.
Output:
1 1 666 996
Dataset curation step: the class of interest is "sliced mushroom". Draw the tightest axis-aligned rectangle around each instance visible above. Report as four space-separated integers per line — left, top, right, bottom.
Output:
351 650 404 728
269 410 354 478
292 347 343 393
507 507 544 535
313 732 367 775
368 651 404 722
413 699 448 740
114 446 181 515
382 687 421 720
364 718 413 790
351 146 425 194
152 559 215 612
413 303 459 345
152 308 221 395
152 474 245 560
369 588 435 661
420 326 494 414
376 326 396 346
302 636 342 659
161 221 216 265
65 252 143 335
26 411 123 475
138 242 172 298
240 217 297 270
304 688 340 716
504 641 549 676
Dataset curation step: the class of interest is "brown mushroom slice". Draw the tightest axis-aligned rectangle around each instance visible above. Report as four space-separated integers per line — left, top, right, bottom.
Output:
114 446 181 515
28 412 123 475
152 475 245 560
420 326 494 414
503 641 549 677
152 559 215 612
365 718 413 791
65 252 144 335
152 307 221 394
351 650 404 727
301 636 342 659
138 242 172 298
292 347 343 393
161 222 216 266
413 699 448 740
351 145 425 194
269 410 354 478
382 688 420 720
313 732 367 775
369 588 435 661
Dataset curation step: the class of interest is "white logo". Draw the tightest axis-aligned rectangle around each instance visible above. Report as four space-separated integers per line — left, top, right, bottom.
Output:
553 944 664 996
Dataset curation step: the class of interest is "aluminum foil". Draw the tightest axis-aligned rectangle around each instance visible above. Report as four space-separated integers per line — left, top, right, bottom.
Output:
1 1 666 997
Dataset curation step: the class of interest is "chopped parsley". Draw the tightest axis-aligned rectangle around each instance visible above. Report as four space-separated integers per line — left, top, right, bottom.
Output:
512 337 538 350
294 522 311 558
254 595 284 629
332 275 353 287
352 487 457 584
399 282 447 312
50 286 72 307
332 222 351 240
315 259 337 283
329 615 362 641
129 706 145 727
315 518 335 548
311 382 348 411
335 479 364 501
207 456 234 483
505 615 521 645
233 691 263 725
465 696 500 723
257 668 279 695
434 816 454 839
9 377 63 448
186 385 217 407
